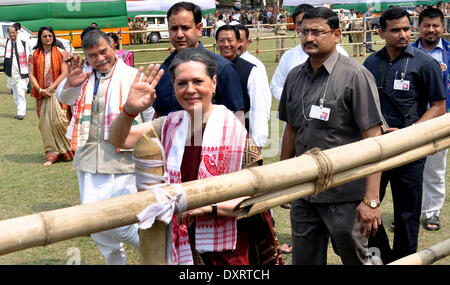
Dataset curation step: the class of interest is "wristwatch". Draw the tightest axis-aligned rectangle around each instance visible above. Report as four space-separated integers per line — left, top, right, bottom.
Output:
363 199 381 209
211 204 218 216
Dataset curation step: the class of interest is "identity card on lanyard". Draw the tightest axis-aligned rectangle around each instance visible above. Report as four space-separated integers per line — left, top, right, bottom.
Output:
309 98 331 121
303 66 333 122
393 57 410 91
309 98 331 122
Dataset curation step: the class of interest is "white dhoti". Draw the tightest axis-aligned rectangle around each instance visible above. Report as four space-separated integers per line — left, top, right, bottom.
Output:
422 149 448 219
7 74 28 117
77 170 140 265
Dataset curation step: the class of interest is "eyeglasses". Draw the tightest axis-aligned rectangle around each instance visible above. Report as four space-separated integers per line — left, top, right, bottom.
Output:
299 29 333 38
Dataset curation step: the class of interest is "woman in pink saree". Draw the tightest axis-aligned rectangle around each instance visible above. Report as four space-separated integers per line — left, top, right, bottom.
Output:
107 32 134 67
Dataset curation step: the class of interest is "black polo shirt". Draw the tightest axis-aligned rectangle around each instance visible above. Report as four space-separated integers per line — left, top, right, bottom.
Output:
363 45 446 128
153 43 245 116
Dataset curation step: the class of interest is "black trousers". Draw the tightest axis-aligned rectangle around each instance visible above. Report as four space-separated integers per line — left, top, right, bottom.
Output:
368 157 426 264
290 198 368 265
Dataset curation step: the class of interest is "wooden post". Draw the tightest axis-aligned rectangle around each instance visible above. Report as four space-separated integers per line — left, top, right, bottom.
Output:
118 28 123 50
256 21 260 59
363 17 367 57
69 30 73 51
133 129 168 265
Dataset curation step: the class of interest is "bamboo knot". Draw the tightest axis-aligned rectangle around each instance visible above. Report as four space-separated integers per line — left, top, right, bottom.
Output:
38 212 51 246
305 148 334 195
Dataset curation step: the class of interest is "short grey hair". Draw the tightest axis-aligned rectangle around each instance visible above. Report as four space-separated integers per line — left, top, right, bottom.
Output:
82 28 110 50
169 47 217 82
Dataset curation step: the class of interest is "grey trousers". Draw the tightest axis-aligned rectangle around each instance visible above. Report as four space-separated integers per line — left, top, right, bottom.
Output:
290 198 381 265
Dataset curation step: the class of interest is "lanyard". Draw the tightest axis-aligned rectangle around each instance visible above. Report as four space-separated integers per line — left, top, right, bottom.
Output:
301 64 336 121
397 56 409 82
93 71 103 97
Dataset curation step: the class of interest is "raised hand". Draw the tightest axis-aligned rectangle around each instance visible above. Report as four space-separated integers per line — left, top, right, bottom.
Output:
124 64 164 115
66 55 92 88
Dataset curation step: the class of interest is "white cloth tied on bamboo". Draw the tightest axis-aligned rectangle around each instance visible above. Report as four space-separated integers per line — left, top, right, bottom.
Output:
133 138 188 230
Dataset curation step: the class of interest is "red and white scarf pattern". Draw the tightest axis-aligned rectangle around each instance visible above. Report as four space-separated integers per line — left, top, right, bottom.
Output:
161 105 247 264
66 57 137 151
5 39 28 74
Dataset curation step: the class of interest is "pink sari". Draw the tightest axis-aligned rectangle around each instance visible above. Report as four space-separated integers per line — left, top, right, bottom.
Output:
116 49 134 67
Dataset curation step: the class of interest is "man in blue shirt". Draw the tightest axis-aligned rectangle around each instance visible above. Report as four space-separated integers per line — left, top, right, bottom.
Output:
363 7 446 264
411 8 450 232
153 2 245 121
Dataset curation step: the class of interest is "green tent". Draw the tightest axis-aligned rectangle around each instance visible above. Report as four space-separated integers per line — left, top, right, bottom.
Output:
126 0 216 19
0 0 129 32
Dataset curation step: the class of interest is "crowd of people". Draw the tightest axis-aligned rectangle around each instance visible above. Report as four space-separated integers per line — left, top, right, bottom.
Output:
1 1 449 266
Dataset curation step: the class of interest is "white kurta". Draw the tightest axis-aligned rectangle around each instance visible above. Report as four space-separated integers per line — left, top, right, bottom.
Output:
247 65 270 148
241 50 272 120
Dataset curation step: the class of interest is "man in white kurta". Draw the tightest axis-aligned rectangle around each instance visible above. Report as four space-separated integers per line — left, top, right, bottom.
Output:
235 24 272 122
57 29 153 265
0 25 30 119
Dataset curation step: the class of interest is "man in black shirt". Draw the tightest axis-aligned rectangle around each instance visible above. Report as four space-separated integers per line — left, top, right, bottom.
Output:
363 7 446 263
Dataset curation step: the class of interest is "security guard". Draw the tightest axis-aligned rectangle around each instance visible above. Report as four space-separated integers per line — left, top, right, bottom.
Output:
363 7 446 264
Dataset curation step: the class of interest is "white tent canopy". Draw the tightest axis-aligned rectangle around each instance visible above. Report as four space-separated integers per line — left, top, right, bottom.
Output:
282 0 409 5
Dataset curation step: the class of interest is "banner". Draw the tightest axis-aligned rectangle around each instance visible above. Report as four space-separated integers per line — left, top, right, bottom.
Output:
0 0 128 32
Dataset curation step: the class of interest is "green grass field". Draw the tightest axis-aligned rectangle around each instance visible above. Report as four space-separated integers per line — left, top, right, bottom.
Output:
0 30 448 265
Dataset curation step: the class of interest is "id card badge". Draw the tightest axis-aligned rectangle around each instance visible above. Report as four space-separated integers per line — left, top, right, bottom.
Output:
92 101 99 113
393 79 410 91
309 105 331 121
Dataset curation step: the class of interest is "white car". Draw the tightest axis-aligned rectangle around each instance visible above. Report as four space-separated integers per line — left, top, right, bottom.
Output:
0 21 72 69
134 14 169 44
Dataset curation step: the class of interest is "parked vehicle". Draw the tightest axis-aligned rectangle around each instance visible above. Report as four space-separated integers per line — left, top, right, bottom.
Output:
134 14 169 44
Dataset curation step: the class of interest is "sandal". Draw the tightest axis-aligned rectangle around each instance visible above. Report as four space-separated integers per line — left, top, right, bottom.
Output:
423 215 441 231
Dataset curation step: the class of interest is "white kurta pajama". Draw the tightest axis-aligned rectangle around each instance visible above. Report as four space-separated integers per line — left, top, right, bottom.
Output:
0 38 30 117
58 58 154 264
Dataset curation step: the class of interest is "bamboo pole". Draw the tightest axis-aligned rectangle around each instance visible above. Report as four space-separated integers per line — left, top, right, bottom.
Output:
236 135 450 218
0 115 449 257
134 129 167 265
388 238 450 265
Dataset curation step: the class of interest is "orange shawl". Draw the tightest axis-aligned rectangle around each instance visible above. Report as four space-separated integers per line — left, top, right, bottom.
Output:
31 45 63 100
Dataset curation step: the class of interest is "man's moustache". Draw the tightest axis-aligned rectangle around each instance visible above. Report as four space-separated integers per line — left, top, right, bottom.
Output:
304 42 318 48
98 60 109 65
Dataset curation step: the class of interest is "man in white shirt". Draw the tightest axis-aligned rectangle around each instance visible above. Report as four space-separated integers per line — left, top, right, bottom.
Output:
0 25 31 120
201 16 207 37
270 4 349 101
235 24 272 121
215 14 226 29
